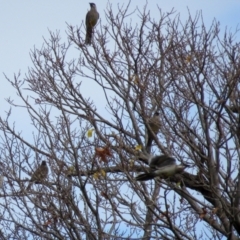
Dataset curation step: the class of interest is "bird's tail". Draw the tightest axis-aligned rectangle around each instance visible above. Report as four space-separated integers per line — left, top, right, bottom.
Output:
146 136 153 153
85 27 93 44
135 172 155 181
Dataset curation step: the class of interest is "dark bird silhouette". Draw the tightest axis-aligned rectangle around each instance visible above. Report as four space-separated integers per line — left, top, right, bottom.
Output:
146 111 161 153
85 3 99 45
27 161 48 190
135 155 188 181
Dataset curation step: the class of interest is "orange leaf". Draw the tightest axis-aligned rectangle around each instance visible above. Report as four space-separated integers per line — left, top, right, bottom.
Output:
101 191 109 199
199 208 207 220
43 219 52 227
95 147 112 163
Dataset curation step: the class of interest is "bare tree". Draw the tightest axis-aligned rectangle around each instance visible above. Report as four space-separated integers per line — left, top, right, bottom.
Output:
0 3 240 239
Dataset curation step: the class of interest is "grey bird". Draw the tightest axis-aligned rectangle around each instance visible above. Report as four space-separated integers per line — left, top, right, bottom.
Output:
27 161 49 190
85 3 99 45
146 111 161 153
135 155 188 181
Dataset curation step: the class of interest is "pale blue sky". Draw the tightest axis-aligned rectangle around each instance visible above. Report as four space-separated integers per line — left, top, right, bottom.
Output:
0 0 239 124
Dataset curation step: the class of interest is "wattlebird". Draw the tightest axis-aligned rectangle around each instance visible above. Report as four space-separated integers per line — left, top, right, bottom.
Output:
135 155 188 181
26 161 49 190
146 111 161 153
85 3 99 45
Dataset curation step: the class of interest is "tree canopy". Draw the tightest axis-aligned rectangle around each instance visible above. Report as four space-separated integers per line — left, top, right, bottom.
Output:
0 3 240 239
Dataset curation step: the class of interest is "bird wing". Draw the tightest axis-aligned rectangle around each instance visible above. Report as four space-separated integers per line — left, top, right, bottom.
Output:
135 172 155 181
149 155 176 169
153 164 177 178
153 164 187 179
86 8 99 28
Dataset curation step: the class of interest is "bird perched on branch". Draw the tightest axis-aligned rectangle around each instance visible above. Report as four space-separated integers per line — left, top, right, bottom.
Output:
135 155 188 181
146 111 161 153
26 161 48 190
85 3 99 45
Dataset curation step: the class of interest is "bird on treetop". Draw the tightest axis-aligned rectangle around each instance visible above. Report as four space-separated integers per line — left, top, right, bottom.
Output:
85 3 99 45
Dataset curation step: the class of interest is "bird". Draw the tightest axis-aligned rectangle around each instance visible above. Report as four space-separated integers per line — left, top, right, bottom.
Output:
146 111 161 153
85 3 99 45
26 161 49 190
135 155 188 181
